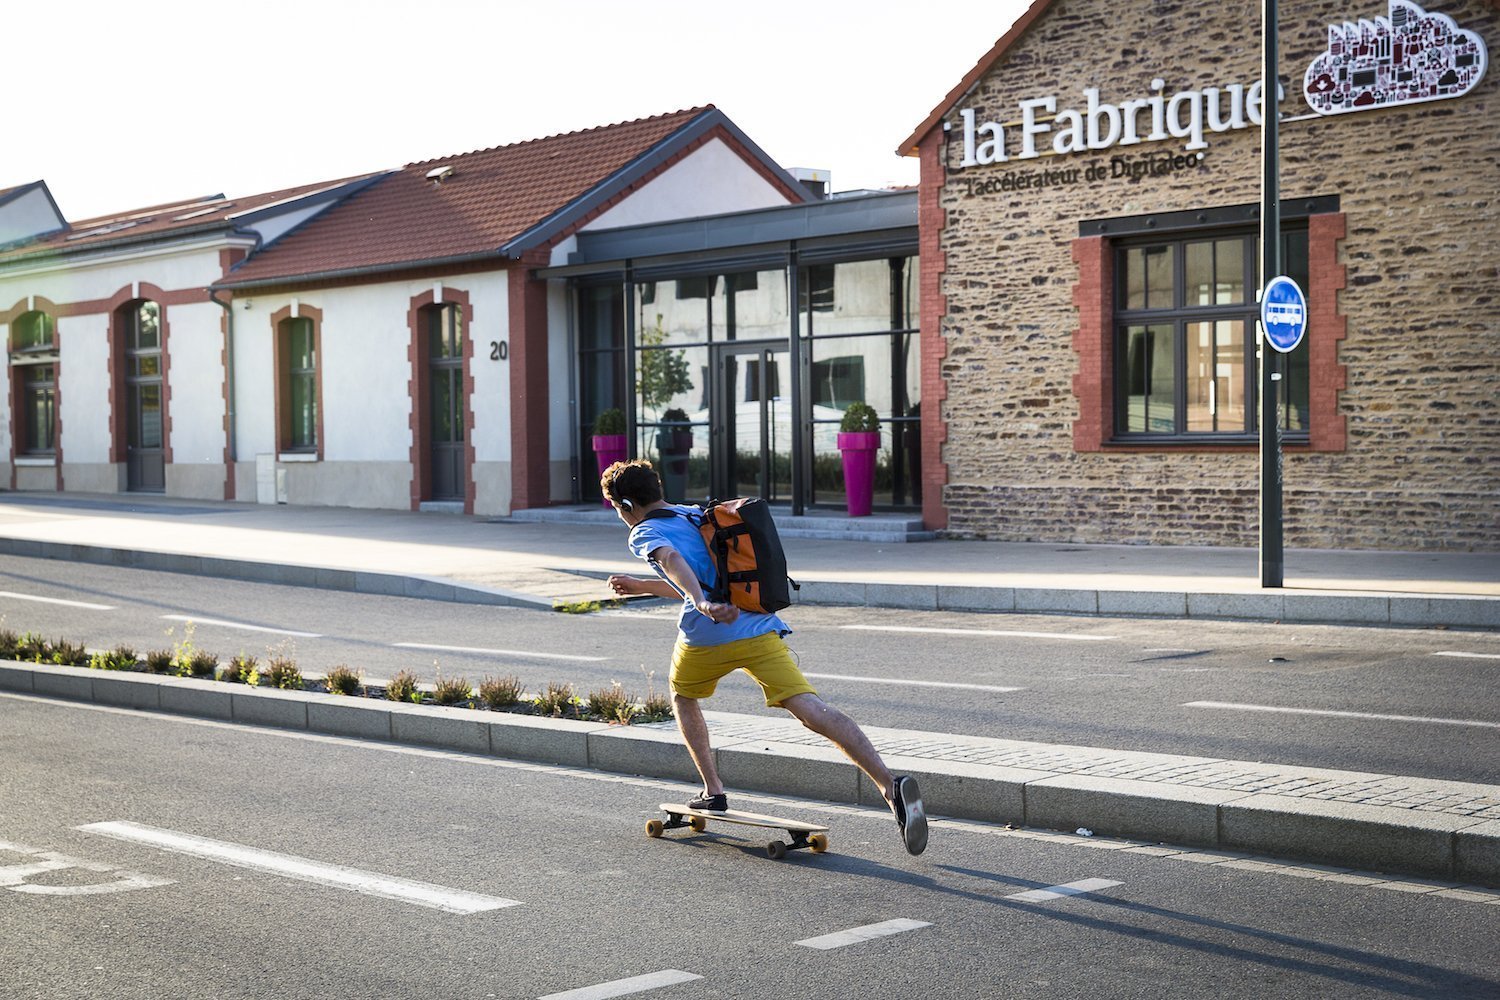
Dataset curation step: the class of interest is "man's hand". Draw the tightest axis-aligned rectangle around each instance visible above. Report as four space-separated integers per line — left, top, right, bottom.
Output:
695 599 740 624
608 574 650 596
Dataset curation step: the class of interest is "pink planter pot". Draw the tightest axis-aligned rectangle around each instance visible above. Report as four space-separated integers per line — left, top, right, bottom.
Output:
837 430 881 517
592 434 629 507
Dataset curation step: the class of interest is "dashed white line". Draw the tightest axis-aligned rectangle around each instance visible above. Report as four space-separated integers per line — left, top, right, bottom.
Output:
393 642 607 662
1433 651 1500 661
795 918 932 950
1184 701 1500 731
802 672 1023 694
842 625 1116 642
76 821 519 914
1007 878 1122 902
0 591 115 610
160 615 320 638
538 970 702 1000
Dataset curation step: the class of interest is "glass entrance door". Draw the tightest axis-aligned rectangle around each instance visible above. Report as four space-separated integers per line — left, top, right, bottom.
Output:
714 344 791 501
428 305 465 502
126 302 165 492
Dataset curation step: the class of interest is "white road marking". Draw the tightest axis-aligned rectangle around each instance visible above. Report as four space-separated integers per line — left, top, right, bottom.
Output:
1433 651 1500 660
0 591 115 610
0 839 172 896
1007 878 1122 902
393 642 607 662
795 917 932 950
76 821 519 914
843 624 1115 642
1184 701 1500 731
538 970 702 999
802 672 1023 694
160 615 320 638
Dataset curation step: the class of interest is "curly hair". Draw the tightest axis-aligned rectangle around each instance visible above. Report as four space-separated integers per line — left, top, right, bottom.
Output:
600 459 663 508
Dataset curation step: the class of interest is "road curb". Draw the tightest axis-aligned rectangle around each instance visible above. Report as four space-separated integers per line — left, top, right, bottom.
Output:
4 659 1497 887
5 535 1498 628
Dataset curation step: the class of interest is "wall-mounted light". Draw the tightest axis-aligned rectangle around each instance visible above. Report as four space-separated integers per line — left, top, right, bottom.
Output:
243 300 253 310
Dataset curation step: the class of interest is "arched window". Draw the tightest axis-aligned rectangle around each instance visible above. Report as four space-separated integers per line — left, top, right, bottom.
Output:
10 310 57 455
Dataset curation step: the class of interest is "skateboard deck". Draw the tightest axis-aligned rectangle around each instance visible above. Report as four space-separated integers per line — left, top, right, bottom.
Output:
647 803 830 859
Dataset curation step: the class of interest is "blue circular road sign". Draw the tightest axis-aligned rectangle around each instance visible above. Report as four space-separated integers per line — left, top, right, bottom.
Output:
1260 275 1307 354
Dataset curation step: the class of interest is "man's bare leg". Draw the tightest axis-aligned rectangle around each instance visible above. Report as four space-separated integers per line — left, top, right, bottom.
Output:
779 693 894 803
673 694 724 798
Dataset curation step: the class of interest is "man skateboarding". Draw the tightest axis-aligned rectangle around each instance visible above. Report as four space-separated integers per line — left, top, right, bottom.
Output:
602 459 927 856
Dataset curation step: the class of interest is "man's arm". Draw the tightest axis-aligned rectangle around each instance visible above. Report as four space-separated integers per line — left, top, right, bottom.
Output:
607 574 678 599
648 546 739 624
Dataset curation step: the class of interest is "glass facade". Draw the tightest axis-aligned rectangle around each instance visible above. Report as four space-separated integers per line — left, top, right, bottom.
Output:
576 253 920 511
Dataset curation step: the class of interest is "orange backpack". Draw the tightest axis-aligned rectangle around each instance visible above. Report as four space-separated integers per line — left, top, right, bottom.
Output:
652 498 797 614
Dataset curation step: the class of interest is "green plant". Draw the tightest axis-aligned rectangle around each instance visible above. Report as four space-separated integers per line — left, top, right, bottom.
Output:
586 682 633 723
325 664 362 696
0 629 19 659
840 402 879 433
48 638 89 667
219 654 259 686
169 621 199 677
386 670 421 704
660 406 690 425
532 681 576 718
88 646 138 671
144 649 174 674
554 599 602 614
433 674 473 706
478 675 524 709
266 656 303 690
593 407 626 436
17 633 47 663
636 313 694 415
641 690 673 722
188 650 218 678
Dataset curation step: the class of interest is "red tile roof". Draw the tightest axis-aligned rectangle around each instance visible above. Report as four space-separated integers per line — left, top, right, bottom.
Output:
217 107 723 289
0 173 385 264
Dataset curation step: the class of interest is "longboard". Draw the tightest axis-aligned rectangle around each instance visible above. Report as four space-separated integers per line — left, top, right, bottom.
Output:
647 802 830 859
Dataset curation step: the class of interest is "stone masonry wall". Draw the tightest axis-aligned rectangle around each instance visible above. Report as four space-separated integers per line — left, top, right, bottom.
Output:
930 0 1499 550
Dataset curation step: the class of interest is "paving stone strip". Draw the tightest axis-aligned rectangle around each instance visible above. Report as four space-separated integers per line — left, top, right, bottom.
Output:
691 715 1500 821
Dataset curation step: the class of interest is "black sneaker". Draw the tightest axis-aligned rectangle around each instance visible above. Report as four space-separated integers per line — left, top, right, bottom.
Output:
891 775 928 856
687 791 728 811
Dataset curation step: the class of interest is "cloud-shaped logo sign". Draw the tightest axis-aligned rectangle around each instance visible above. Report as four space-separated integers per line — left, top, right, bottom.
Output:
1304 0 1488 115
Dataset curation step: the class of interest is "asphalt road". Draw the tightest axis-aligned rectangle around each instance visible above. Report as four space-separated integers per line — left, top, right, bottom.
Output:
4 696 1498 1000
1 555 1498 783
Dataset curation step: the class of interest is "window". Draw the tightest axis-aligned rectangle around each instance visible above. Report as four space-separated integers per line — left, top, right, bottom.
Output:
812 355 865 410
10 310 56 455
1114 230 1308 439
279 316 317 451
798 264 835 313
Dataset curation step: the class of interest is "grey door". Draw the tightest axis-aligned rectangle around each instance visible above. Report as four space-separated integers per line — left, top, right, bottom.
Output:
126 302 165 493
428 306 465 502
713 343 790 501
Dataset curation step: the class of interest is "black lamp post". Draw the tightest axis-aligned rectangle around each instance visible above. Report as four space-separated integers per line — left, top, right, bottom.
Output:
1259 0 1284 588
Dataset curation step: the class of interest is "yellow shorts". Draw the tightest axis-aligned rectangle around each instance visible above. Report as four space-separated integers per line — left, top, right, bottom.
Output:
670 632 817 707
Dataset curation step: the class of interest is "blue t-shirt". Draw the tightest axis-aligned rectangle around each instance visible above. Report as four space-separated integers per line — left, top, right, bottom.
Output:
628 504 790 647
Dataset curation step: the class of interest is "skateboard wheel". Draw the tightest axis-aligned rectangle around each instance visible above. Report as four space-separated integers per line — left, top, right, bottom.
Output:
646 819 664 838
767 841 788 860
689 816 707 833
809 833 829 854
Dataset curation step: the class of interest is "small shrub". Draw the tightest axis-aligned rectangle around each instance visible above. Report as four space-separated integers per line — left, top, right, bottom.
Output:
266 656 303 691
110 645 138 670
587 682 633 723
839 402 879 433
593 407 626 436
0 629 19 659
386 670 421 704
188 650 218 678
478 675 524 709
219 654 259 686
641 690 673 722
325 665 362 697
49 638 89 667
554 599 602 615
433 674 473 706
144 649 174 674
17 632 46 662
532 681 576 718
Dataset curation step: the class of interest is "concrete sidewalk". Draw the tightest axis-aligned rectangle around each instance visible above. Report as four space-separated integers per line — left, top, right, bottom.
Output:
0 492 1495 628
3 661 1497 889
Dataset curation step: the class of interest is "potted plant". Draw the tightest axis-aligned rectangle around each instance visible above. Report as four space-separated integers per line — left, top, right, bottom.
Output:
592 408 628 507
655 407 693 501
837 402 881 517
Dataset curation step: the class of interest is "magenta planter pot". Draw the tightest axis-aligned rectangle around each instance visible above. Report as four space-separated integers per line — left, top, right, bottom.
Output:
837 430 880 517
592 434 628 507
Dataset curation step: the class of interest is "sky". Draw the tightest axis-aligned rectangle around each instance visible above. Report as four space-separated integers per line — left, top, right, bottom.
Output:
10 0 1033 223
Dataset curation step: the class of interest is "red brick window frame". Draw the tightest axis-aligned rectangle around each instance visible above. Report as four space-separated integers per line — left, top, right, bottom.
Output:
3 300 61 470
405 288 475 513
269 304 325 460
1072 211 1346 453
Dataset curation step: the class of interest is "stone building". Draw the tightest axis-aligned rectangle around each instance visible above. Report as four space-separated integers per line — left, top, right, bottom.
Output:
900 0 1497 550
